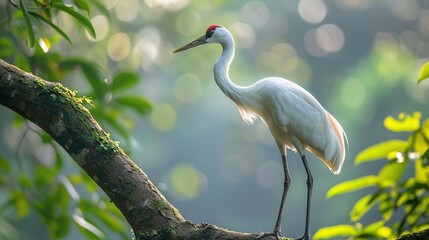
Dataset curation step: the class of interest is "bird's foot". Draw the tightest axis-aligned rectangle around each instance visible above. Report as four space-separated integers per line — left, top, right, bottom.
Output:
256 230 282 240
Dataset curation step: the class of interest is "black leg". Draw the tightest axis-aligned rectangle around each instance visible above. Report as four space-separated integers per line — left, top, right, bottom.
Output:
296 155 313 240
257 155 291 240
274 155 291 233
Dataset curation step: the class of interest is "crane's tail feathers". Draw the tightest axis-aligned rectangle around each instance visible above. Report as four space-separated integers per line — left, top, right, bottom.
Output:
324 112 347 175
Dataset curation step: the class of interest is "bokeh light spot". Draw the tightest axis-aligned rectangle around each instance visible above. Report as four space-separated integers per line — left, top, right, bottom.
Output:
260 43 300 77
304 28 328 57
107 33 131 61
287 58 312 87
170 163 203 199
230 23 255 49
298 0 327 24
38 38 50 53
418 10 429 38
144 0 190 11
105 0 119 9
390 0 419 21
241 1 270 28
256 161 282 189
174 73 202 103
316 24 345 53
176 10 202 36
115 0 140 22
137 27 162 70
86 15 109 42
341 78 366 109
272 43 299 73
150 103 176 131
373 32 398 56
221 155 248 183
334 0 371 10
373 32 406 83
305 24 345 57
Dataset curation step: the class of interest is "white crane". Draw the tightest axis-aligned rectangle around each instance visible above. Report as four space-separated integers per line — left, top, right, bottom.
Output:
173 24 347 240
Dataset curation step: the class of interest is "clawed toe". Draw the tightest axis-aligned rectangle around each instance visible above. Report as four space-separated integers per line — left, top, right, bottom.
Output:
257 231 282 240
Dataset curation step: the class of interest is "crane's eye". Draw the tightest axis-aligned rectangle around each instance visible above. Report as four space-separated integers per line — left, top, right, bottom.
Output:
206 29 215 38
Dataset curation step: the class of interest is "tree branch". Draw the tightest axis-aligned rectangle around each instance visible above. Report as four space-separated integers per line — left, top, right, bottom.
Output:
397 228 429 240
0 59 265 239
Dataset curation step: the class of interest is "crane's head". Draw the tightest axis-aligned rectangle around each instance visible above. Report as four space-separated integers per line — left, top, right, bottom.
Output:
173 24 227 53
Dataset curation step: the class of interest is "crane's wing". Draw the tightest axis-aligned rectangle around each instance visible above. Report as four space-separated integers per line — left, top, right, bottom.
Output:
269 80 328 148
255 78 345 173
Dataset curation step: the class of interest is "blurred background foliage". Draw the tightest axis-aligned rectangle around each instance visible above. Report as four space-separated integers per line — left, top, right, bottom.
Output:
0 0 429 239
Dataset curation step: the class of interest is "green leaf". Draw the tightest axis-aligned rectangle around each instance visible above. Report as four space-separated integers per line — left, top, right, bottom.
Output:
376 226 393 238
403 179 428 194
97 211 126 234
397 191 413 207
19 174 32 188
360 221 392 238
67 173 83 184
51 1 96 38
414 132 428 155
28 12 72 44
87 206 126 234
415 158 429 183
361 220 384 233
422 148 429 167
378 160 407 183
51 213 71 238
82 174 98 193
35 165 57 187
40 131 53 144
355 140 409 165
327 175 379 198
73 0 91 15
418 62 429 83
422 118 429 140
350 193 385 221
53 184 70 210
313 225 357 239
88 0 111 19
0 219 20 240
0 37 14 57
97 110 129 139
111 72 140 92
60 58 105 98
384 112 421 132
78 199 126 235
379 197 394 221
20 0 36 47
15 52 31 72
73 214 106 240
0 156 10 173
114 95 152 115
55 148 64 169
12 190 30 219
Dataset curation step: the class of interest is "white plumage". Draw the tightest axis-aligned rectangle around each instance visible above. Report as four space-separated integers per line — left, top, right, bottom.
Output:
174 24 347 240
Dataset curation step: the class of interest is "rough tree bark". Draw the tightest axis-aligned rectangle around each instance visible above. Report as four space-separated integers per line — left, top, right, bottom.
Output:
0 59 427 240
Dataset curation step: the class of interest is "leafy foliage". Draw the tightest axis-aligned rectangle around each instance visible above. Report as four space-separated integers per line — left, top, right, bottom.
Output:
418 62 429 83
0 1 151 239
315 113 429 239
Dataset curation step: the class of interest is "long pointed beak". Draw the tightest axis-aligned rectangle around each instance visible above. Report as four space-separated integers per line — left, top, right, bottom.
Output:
173 35 207 53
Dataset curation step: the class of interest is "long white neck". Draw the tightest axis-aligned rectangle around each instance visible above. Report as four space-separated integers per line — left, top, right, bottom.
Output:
213 36 244 105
